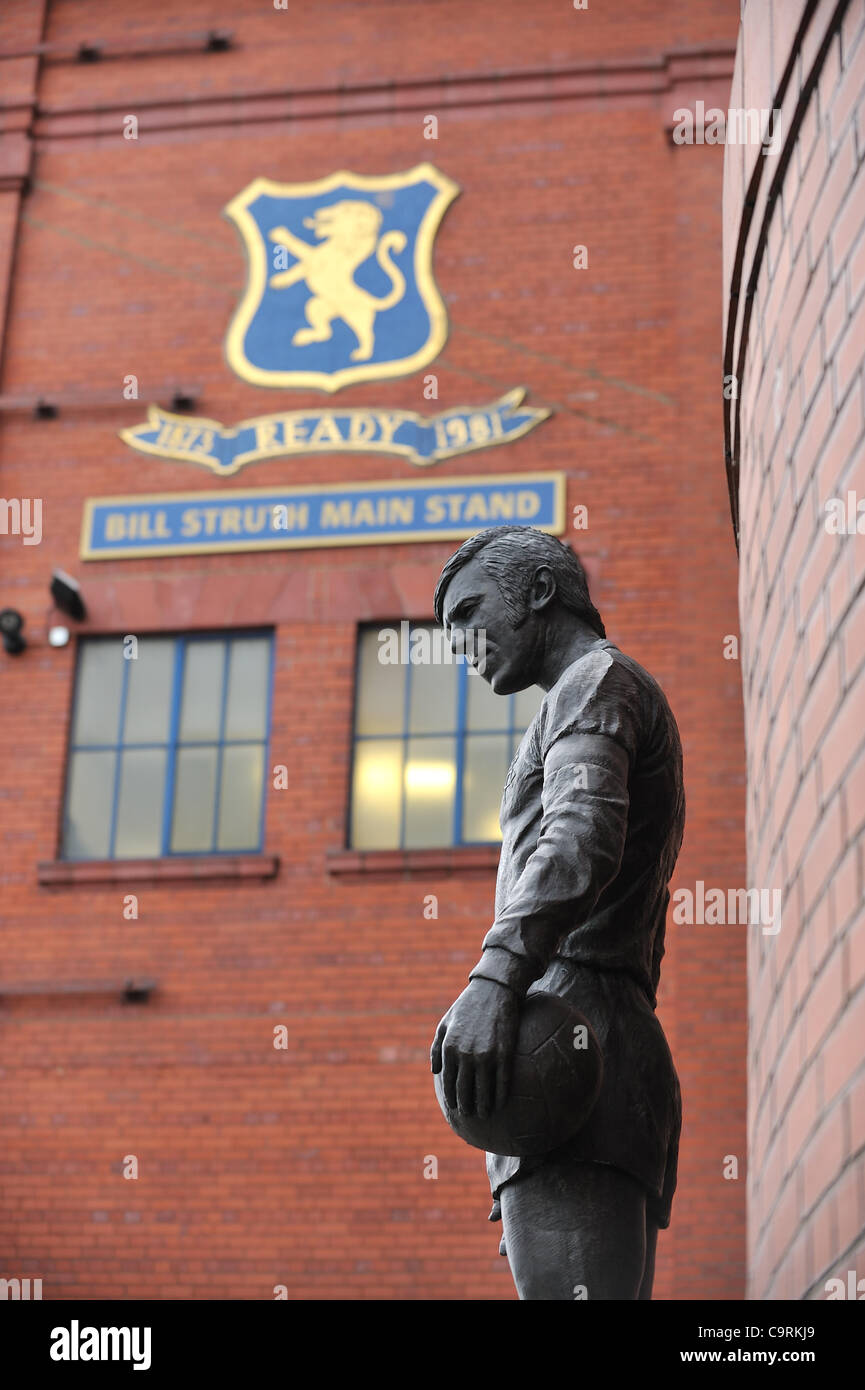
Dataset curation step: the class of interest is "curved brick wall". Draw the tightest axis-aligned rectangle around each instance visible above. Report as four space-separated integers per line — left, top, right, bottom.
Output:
723 0 865 1300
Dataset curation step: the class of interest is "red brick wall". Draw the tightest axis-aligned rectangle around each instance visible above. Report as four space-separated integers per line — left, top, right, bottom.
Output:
0 0 743 1299
723 0 865 1300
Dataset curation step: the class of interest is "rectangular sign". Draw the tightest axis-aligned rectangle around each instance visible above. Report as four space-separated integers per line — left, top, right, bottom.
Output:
80 472 565 560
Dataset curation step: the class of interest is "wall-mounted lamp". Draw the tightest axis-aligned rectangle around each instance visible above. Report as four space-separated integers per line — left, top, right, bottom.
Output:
0 609 26 655
50 569 86 622
123 979 156 1004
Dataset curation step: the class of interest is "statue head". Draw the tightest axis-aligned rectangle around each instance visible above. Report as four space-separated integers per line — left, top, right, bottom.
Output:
433 526 605 694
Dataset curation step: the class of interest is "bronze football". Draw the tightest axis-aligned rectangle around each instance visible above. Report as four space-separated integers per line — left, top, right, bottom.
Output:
434 991 603 1157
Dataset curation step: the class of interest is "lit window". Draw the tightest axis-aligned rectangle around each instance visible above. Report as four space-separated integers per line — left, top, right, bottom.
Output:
63 632 273 859
350 622 543 849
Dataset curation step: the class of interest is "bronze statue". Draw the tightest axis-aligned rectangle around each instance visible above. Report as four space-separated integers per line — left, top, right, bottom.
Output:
430 526 684 1300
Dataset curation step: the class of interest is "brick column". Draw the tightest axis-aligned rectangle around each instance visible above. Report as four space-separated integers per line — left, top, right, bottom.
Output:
723 0 865 1300
0 2 45 380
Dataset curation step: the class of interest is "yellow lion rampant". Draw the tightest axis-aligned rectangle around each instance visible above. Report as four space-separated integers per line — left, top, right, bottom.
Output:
268 200 407 362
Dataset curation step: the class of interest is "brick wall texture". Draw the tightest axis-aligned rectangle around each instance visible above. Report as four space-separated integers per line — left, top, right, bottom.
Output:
723 0 865 1300
0 0 745 1299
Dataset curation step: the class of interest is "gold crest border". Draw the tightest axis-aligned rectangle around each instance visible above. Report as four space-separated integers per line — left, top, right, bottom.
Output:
222 162 460 394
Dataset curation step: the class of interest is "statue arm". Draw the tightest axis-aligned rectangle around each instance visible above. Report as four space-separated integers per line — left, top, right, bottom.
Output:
468 730 630 997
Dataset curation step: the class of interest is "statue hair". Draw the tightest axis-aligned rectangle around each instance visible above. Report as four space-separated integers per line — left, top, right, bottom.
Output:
433 526 606 638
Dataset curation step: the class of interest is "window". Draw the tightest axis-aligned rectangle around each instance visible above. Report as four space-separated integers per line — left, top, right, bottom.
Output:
349 622 543 850
63 632 273 860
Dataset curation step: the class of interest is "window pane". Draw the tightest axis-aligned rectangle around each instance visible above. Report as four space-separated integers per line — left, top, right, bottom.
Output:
462 735 509 843
179 641 225 741
407 628 458 733
351 738 402 848
123 639 175 744
224 638 270 741
354 627 405 735
71 640 123 745
114 749 167 858
466 664 509 731
217 744 264 850
64 750 115 859
514 683 543 730
403 736 455 849
171 746 218 851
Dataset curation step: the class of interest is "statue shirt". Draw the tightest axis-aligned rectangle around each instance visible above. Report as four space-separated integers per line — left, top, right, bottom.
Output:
470 639 685 1224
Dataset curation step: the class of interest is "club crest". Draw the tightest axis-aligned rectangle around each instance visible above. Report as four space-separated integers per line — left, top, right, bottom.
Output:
224 163 459 392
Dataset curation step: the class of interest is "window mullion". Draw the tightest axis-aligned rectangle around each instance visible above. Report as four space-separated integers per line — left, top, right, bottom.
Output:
257 634 276 853
454 657 468 845
107 646 131 859
161 638 185 858
210 639 231 852
398 627 412 850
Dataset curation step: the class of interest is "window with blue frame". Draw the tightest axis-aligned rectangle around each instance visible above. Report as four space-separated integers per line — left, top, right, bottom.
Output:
62 632 274 860
349 622 544 850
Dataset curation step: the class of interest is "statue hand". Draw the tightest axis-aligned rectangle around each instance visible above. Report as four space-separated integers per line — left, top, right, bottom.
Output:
430 977 519 1120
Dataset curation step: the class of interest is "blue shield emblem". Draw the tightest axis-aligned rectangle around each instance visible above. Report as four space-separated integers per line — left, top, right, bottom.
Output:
224 163 459 393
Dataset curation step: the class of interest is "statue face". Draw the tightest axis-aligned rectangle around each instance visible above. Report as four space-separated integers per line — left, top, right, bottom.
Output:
440 554 540 696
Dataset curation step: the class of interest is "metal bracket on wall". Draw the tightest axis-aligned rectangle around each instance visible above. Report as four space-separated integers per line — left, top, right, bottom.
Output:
0 978 157 1004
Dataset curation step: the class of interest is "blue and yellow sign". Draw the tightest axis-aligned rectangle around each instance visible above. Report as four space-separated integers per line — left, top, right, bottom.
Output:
80 473 565 560
224 163 458 392
119 391 550 477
